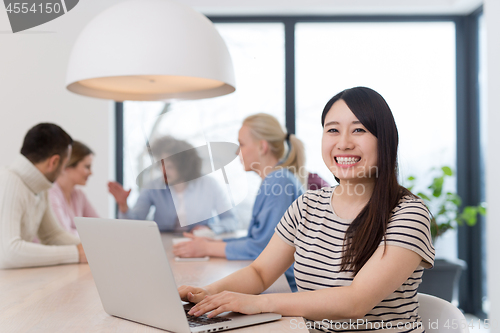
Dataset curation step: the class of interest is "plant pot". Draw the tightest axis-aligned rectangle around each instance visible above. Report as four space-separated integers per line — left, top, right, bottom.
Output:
418 258 467 303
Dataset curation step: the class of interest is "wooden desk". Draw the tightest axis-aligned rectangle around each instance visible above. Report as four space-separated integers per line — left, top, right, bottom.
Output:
0 234 306 332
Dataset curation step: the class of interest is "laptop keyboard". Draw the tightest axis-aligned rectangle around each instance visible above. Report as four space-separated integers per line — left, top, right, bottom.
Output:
185 309 232 327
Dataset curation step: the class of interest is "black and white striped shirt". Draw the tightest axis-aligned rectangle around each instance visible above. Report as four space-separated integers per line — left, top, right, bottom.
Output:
275 186 435 333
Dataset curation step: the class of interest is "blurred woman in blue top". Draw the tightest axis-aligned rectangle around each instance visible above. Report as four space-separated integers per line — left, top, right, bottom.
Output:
108 136 237 234
173 113 306 291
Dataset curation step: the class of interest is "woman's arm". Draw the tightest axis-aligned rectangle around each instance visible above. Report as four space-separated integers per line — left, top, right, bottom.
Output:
178 233 295 301
264 244 422 320
220 187 298 260
175 175 301 259
174 193 288 259
188 244 422 321
210 234 296 294
116 188 152 220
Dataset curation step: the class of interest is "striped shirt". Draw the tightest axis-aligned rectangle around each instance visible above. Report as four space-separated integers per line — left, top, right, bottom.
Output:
275 186 435 333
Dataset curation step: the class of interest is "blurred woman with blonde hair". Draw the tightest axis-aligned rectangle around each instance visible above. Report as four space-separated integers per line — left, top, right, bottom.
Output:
243 113 307 185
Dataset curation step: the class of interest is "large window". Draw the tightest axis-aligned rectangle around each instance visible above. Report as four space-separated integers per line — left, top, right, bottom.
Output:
295 22 457 260
123 23 285 228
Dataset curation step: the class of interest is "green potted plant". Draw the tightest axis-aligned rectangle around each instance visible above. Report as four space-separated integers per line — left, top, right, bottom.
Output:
405 166 486 303
406 166 486 241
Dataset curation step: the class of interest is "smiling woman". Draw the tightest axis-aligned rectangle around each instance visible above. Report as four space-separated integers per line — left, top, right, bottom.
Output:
178 87 435 333
322 100 378 184
320 87 421 275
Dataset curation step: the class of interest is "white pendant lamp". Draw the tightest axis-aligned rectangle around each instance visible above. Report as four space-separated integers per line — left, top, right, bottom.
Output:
66 0 235 101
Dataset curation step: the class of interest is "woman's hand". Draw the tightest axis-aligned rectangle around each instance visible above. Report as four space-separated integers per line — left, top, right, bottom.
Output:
107 181 131 213
178 285 211 303
183 231 214 242
188 291 267 318
190 226 217 239
173 234 209 258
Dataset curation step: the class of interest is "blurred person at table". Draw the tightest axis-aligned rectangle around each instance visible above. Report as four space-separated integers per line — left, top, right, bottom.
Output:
0 123 87 269
108 136 237 235
173 113 305 291
49 141 99 237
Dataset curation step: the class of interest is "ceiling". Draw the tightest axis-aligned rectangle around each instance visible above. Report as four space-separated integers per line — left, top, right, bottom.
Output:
180 0 483 16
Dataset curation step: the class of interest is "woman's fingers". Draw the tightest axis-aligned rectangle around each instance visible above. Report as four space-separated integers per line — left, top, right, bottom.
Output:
187 291 208 303
173 242 188 256
108 182 128 195
173 239 206 258
107 182 130 205
178 285 190 301
178 285 197 301
108 181 121 191
189 292 234 316
181 291 262 318
206 304 231 318
189 292 262 318
189 296 222 316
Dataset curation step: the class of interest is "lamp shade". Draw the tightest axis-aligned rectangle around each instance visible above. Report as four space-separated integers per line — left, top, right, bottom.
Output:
66 0 235 101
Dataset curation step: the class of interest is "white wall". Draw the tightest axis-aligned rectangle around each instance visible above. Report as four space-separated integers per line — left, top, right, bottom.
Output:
485 0 500 330
0 1 125 217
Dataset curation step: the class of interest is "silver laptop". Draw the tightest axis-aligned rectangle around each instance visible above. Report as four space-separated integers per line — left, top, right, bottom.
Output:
74 217 281 333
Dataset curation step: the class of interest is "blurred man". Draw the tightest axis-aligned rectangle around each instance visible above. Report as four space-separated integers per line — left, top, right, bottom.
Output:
0 123 86 269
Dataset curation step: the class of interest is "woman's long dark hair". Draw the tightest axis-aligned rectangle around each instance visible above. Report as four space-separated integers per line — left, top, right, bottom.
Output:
321 87 414 275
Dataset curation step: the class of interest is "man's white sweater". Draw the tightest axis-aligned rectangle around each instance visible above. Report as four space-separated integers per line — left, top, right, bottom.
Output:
0 155 80 269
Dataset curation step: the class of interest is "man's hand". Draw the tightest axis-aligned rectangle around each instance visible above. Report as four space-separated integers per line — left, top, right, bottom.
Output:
77 243 87 263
